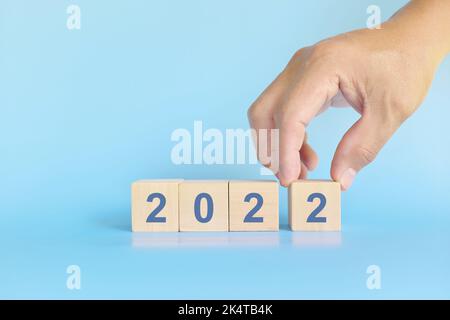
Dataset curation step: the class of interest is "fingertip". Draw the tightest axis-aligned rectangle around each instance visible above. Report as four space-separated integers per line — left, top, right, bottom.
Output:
306 156 318 171
278 173 295 188
300 142 319 171
279 180 290 188
299 162 308 179
278 158 301 188
330 165 340 184
335 168 356 191
279 161 302 186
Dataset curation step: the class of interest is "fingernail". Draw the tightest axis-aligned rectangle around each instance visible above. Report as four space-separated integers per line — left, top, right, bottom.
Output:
339 168 356 191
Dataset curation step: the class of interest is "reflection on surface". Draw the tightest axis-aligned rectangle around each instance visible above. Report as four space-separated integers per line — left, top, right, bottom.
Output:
132 232 280 248
290 231 342 247
131 231 342 248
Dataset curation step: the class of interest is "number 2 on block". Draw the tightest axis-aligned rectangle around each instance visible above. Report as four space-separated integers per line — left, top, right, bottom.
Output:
306 192 327 223
146 193 167 223
243 192 264 223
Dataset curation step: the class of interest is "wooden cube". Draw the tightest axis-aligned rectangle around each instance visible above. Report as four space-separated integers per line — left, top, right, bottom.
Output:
289 180 341 231
179 180 229 232
131 179 182 232
229 180 279 231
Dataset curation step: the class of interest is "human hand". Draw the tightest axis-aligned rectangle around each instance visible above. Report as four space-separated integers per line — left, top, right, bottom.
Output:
248 0 450 190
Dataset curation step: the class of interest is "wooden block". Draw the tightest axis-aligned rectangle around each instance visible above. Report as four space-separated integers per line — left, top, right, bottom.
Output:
289 180 341 231
229 180 279 231
131 179 182 232
179 180 229 232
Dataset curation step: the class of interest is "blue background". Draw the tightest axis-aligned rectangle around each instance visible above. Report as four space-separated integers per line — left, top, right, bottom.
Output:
1 0 449 299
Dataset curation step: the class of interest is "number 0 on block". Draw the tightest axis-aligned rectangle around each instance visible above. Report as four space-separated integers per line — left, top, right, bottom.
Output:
179 180 229 232
288 180 341 231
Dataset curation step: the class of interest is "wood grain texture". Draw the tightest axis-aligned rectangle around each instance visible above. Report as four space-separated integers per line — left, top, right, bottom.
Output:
229 180 279 231
179 180 229 232
131 179 182 232
289 180 341 231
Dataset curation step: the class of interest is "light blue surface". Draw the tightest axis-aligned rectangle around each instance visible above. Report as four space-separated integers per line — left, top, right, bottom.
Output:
1 0 450 299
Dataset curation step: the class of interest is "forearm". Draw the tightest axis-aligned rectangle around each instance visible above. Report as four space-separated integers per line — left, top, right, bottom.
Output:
386 0 450 64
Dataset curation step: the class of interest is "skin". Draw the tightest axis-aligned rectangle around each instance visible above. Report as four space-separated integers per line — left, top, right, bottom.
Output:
248 0 450 190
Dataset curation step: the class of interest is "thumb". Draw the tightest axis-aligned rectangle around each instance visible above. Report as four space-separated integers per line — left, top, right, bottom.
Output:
331 115 396 191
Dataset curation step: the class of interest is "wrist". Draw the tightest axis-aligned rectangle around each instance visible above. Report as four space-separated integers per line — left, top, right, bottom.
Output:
385 0 450 65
